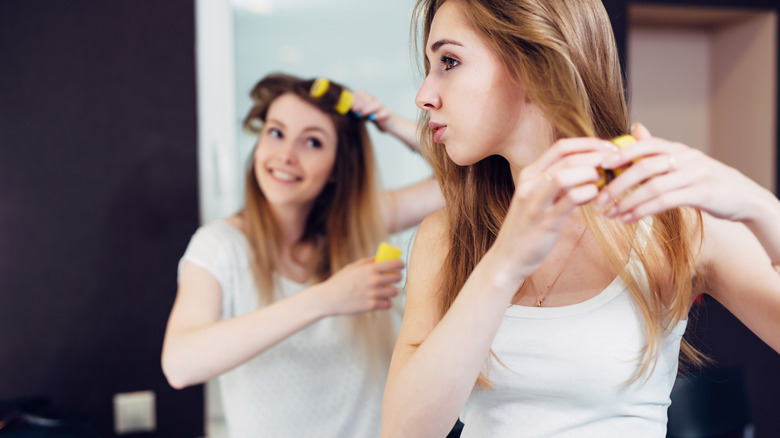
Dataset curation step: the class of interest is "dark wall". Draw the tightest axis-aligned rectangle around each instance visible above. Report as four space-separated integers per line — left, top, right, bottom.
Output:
605 1 780 437
0 1 203 437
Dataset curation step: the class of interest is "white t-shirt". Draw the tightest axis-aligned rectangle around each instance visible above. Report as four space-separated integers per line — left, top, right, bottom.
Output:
460 234 687 437
178 219 389 438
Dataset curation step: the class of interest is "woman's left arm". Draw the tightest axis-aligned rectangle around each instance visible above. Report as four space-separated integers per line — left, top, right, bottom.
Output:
699 213 780 353
380 177 444 234
595 122 780 351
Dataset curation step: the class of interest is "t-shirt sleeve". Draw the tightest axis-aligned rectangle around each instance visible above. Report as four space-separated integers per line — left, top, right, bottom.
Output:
177 222 234 291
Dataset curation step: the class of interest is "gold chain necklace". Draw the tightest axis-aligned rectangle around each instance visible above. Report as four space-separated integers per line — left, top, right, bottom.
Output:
518 228 586 307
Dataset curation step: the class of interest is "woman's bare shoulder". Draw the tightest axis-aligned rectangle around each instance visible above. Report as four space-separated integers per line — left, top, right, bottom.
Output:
407 209 450 289
413 209 450 257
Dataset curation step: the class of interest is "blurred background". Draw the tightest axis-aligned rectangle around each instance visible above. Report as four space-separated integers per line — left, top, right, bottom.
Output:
1 0 778 437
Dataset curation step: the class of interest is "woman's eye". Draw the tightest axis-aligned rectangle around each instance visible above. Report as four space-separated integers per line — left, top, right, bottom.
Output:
440 56 459 71
267 128 282 138
306 138 323 149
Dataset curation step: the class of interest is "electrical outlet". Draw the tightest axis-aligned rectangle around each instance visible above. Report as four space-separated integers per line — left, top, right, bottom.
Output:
113 390 156 434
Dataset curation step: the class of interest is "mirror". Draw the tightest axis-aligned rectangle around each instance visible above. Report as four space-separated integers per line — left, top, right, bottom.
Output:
195 1 428 435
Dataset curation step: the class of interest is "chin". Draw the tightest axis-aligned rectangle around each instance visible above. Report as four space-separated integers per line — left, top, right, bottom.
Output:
445 144 483 167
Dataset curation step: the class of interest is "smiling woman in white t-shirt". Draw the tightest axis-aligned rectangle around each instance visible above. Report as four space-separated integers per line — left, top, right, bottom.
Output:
161 73 442 438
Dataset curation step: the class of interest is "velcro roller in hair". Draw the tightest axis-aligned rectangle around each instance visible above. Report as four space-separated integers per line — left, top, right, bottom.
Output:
597 134 637 187
309 77 354 115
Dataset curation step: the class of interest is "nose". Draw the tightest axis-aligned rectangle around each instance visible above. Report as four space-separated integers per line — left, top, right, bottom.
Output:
415 74 441 111
277 140 297 164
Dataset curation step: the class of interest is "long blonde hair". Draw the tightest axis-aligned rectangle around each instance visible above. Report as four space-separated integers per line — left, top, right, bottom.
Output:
413 0 704 386
242 73 394 370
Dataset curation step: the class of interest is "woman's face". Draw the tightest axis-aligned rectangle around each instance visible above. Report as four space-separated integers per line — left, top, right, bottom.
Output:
254 93 338 213
415 0 548 167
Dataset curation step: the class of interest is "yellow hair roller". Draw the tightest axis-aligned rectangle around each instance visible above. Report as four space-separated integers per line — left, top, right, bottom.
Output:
611 135 637 148
310 78 330 98
374 241 402 262
309 77 353 115
597 134 637 188
334 89 353 115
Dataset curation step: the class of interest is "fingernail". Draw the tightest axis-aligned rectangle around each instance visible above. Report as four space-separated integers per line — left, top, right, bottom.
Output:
368 114 377 121
602 141 619 151
605 206 618 218
620 212 634 223
601 155 621 169
353 112 361 118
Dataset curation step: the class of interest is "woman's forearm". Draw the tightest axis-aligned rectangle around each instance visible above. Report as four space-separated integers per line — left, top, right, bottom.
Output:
382 250 521 437
162 286 328 389
382 114 420 152
742 187 780 263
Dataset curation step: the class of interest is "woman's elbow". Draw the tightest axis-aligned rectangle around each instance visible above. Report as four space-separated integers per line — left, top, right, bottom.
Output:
161 353 198 390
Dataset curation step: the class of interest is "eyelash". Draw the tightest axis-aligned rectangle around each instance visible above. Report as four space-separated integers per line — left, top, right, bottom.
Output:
440 56 459 71
268 127 282 138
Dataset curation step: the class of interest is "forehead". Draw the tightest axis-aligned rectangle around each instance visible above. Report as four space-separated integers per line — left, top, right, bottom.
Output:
427 1 474 50
267 93 337 137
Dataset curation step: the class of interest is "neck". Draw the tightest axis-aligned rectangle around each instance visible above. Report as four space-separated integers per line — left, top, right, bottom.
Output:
268 202 312 248
503 120 555 187
268 203 319 283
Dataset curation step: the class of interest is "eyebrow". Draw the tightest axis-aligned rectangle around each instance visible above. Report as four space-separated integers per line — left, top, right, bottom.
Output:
268 118 332 139
429 39 463 53
302 126 331 139
266 118 286 128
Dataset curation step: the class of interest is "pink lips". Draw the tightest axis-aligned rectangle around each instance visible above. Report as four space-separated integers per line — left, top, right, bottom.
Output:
429 122 446 143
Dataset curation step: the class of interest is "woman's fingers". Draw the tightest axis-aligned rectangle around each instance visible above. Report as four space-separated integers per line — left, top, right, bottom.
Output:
614 188 698 223
351 90 391 123
371 297 394 310
516 145 607 215
602 170 697 218
550 182 600 216
374 259 404 272
374 270 403 288
596 152 683 205
523 137 616 180
593 123 762 223
631 122 652 141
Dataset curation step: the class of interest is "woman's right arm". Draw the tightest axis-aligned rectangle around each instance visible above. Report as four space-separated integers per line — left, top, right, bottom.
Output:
382 211 521 436
161 256 403 389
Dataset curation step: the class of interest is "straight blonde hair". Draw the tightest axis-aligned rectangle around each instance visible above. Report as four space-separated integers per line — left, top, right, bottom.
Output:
412 0 705 387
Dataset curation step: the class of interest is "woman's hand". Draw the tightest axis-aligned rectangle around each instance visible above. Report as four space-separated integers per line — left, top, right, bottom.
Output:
489 138 615 283
314 257 404 316
594 123 778 224
351 90 420 151
351 91 393 130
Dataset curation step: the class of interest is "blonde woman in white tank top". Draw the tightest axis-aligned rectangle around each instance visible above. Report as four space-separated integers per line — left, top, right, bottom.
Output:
381 1 780 437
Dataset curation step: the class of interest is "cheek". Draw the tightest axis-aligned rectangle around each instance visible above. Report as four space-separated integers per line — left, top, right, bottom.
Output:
253 149 265 178
307 151 337 184
321 156 337 182
481 82 524 138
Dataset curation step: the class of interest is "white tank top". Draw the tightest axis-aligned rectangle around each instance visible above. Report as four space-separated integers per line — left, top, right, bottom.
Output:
460 228 686 437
